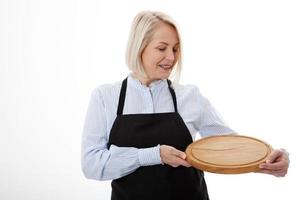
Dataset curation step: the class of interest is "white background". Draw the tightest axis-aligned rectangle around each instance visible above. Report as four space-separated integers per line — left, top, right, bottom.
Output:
1 0 299 199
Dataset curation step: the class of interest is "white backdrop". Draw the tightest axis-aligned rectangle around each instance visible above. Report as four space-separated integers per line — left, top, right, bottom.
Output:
1 0 299 199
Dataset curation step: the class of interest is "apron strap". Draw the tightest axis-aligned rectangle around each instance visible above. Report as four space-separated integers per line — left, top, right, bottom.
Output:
117 77 178 115
167 79 178 113
117 77 128 115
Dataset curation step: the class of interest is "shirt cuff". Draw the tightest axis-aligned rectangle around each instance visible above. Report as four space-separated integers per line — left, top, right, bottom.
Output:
137 145 162 166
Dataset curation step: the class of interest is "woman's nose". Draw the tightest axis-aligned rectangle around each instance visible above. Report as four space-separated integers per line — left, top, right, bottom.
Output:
165 49 175 62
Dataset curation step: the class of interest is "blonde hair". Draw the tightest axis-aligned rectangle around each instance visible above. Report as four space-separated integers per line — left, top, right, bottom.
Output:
125 11 183 84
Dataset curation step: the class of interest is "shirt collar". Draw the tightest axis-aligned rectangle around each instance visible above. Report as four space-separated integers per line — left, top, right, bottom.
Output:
128 73 167 91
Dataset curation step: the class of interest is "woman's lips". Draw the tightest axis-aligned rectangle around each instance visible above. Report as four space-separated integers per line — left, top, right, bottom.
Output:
158 64 172 69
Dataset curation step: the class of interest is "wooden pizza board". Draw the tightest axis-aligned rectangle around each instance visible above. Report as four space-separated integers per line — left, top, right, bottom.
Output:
185 135 273 174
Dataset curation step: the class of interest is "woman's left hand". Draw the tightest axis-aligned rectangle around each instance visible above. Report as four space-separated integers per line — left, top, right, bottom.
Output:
259 149 290 177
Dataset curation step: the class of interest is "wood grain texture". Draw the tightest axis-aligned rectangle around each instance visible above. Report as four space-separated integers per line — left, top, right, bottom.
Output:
186 135 273 174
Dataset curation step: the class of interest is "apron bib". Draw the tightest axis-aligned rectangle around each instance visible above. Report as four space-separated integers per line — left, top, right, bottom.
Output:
108 77 209 200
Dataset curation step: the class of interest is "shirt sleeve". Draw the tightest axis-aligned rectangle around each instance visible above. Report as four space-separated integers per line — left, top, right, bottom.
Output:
81 88 162 181
193 86 236 137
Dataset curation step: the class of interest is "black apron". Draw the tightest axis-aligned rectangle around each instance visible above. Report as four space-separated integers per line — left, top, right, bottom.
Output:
108 77 209 200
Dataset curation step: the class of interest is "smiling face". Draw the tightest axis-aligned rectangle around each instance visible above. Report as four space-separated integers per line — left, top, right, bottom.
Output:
138 23 180 86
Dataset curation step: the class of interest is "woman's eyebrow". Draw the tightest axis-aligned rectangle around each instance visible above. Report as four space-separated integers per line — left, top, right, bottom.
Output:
158 41 180 46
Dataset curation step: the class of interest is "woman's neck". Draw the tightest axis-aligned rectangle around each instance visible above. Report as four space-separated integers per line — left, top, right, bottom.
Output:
132 72 160 87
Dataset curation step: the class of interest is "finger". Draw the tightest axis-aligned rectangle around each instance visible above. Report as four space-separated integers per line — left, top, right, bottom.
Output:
274 171 287 177
258 169 287 177
181 160 192 167
173 157 191 167
172 149 187 160
258 169 274 175
180 161 192 167
266 150 283 163
271 170 287 177
260 160 288 170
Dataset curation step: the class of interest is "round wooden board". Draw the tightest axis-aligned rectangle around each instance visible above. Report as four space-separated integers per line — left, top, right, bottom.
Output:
186 135 273 174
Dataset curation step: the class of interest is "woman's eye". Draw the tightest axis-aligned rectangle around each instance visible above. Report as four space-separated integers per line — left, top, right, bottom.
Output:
158 47 166 51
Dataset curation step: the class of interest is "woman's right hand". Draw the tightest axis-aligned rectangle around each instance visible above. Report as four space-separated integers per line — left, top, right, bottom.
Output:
159 145 191 167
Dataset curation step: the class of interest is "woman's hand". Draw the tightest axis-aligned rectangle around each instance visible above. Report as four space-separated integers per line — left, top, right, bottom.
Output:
159 145 191 167
259 149 290 177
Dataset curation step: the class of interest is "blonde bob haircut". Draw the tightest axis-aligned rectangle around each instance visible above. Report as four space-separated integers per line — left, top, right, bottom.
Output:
125 11 183 83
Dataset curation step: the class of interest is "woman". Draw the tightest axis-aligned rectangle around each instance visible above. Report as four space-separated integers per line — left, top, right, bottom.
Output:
81 11 289 200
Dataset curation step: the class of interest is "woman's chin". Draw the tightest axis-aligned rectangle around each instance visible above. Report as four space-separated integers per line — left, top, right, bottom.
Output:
158 68 172 77
158 73 171 80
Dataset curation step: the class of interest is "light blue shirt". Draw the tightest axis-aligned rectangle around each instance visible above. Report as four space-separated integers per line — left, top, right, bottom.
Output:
81 73 235 181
